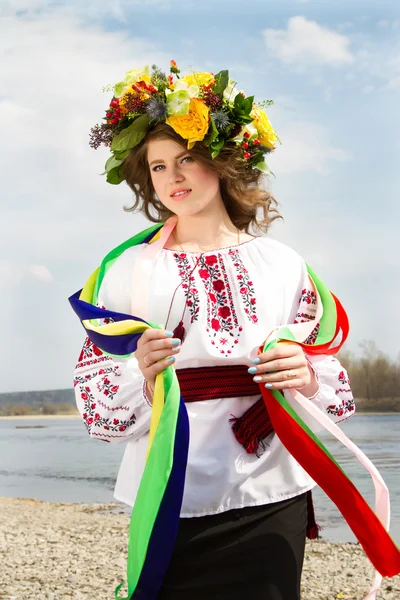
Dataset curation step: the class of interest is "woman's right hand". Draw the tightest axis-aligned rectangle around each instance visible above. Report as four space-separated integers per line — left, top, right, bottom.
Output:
136 329 181 396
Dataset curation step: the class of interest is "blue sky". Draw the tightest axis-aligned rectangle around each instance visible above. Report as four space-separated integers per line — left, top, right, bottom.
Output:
1 0 399 392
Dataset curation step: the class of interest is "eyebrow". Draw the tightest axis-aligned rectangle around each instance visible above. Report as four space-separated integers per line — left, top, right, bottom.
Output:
148 150 189 167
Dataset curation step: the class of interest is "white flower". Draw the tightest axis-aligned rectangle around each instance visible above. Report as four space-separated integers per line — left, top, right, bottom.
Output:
231 123 258 143
223 79 245 103
170 80 200 98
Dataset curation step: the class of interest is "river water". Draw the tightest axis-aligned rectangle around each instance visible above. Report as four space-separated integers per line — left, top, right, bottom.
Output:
0 413 398 543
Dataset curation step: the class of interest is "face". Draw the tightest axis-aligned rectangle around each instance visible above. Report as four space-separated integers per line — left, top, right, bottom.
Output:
146 137 222 217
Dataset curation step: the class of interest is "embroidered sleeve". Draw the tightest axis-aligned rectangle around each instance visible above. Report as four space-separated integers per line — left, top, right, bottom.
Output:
304 354 355 424
73 262 152 443
283 259 355 426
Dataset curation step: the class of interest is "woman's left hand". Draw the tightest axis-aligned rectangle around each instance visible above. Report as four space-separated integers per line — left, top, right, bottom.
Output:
248 342 318 394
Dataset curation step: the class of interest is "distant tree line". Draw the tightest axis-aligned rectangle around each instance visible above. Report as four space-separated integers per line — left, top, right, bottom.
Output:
337 340 400 412
0 403 78 417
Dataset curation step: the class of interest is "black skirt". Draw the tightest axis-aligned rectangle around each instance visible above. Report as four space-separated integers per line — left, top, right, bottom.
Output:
157 492 308 600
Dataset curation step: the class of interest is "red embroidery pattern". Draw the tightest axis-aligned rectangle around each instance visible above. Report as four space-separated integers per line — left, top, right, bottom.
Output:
78 336 104 363
200 253 242 356
173 253 200 323
229 249 258 323
77 382 136 434
95 367 121 401
338 370 351 385
327 398 355 419
294 285 319 344
75 337 136 435
300 288 317 306
304 322 320 345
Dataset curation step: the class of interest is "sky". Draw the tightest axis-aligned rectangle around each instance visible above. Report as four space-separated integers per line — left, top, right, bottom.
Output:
1 0 399 392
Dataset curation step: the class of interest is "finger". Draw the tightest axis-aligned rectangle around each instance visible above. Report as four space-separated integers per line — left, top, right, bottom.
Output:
262 378 307 391
143 354 177 378
257 367 309 385
258 342 303 363
138 328 174 349
144 343 181 366
256 355 306 374
137 334 181 364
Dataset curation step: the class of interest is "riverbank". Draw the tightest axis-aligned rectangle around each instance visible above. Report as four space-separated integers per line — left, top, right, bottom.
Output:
0 497 398 599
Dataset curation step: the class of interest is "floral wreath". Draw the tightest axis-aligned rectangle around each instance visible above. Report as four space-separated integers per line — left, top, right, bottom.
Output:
89 60 281 185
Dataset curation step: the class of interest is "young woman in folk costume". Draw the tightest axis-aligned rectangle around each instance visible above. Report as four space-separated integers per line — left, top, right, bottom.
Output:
70 62 400 600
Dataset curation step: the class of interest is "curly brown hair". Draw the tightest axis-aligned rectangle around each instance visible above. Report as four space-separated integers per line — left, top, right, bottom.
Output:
121 123 282 233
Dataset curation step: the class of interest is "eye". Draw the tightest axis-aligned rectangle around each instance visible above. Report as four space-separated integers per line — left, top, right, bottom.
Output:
152 164 165 172
181 156 194 164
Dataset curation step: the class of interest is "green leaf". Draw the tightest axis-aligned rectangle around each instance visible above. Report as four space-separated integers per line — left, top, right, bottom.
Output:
214 70 229 95
254 160 275 177
234 93 245 109
106 165 124 185
242 96 254 114
110 115 150 153
203 117 219 147
210 137 225 159
113 148 131 160
104 155 123 173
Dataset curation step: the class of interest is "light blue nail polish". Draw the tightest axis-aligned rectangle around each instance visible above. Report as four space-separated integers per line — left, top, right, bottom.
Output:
253 376 263 382
252 357 261 364
165 331 173 338
172 339 181 346
265 383 273 389
168 356 176 363
248 367 258 374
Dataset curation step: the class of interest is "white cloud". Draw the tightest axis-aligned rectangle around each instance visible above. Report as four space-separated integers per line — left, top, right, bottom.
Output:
28 265 54 282
263 16 355 68
0 9 168 259
267 121 352 176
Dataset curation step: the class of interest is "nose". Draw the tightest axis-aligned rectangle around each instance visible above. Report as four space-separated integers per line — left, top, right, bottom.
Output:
168 164 184 184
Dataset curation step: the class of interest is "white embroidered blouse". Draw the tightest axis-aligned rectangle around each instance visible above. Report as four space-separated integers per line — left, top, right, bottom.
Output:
73 235 355 517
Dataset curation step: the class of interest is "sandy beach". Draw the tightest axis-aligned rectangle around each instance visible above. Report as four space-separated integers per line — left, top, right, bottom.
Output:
0 497 398 599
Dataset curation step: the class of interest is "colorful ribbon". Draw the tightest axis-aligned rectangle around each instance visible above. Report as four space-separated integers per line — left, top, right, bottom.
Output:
69 222 400 600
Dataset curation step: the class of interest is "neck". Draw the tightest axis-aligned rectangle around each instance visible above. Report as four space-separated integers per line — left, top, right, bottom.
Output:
173 203 239 252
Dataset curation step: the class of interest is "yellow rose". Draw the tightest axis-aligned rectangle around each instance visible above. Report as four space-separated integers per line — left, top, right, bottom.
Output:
166 98 210 149
181 72 215 88
250 105 278 149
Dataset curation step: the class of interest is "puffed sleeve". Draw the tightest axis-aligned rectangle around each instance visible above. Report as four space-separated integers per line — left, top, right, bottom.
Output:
283 257 356 427
73 248 152 443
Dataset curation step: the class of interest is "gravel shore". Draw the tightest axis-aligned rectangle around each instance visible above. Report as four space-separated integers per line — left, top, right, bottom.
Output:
1 497 399 600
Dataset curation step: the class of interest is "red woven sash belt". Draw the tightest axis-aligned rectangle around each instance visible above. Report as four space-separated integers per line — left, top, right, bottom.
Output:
175 364 320 539
176 364 260 401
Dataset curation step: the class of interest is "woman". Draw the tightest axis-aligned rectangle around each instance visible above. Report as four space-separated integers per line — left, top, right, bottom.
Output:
73 62 355 599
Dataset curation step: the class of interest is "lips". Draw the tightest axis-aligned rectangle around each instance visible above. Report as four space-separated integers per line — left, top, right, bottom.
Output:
170 188 192 198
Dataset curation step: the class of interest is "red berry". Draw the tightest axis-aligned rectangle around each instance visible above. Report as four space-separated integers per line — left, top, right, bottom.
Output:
242 142 249 149
254 139 261 146
111 117 119 125
110 99 119 108
106 112 112 118
244 151 251 159
243 132 251 139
